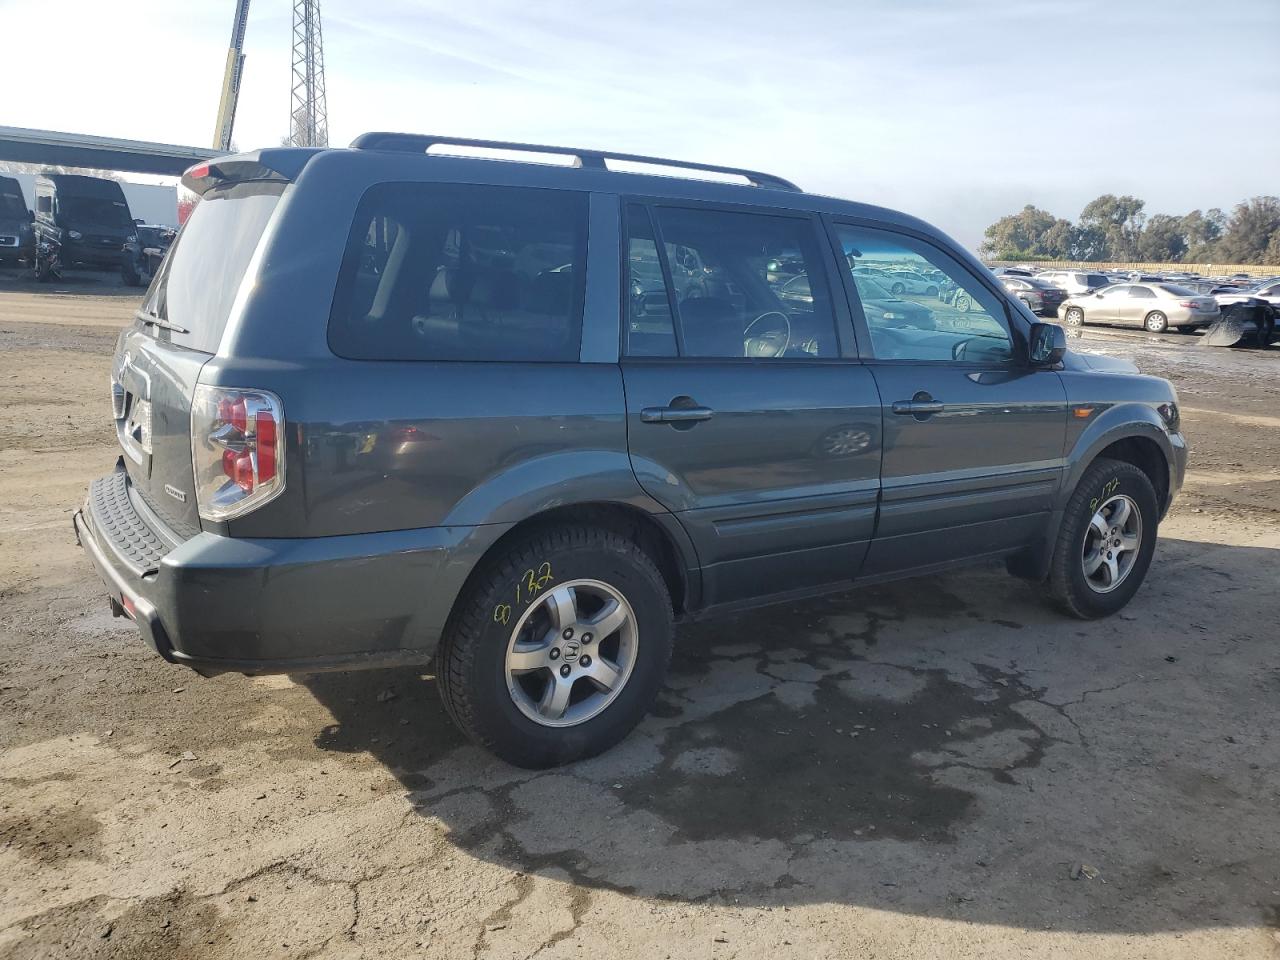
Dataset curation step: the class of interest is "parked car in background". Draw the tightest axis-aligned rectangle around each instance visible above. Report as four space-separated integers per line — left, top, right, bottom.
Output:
1059 283 1219 332
1037 270 1113 295
74 134 1187 767
1181 280 1242 297
121 222 177 287
851 266 939 298
1000 276 1068 317
33 174 136 279
846 273 935 329
994 266 1035 278
0 175 35 267
1240 278 1280 306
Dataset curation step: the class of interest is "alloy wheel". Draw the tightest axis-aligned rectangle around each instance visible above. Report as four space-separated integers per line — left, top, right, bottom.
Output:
503 579 638 727
1081 494 1142 594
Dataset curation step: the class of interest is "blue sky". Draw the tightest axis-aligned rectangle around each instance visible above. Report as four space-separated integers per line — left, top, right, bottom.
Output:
3 0 1277 248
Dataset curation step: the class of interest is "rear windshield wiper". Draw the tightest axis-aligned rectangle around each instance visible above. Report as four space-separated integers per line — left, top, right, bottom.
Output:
136 308 189 335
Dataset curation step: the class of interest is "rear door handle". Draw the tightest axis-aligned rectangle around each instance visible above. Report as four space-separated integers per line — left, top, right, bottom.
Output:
640 405 715 424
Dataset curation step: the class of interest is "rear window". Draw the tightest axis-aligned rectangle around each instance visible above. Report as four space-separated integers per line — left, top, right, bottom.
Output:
328 182 587 362
1084 274 1110 287
141 181 283 354
1158 284 1197 296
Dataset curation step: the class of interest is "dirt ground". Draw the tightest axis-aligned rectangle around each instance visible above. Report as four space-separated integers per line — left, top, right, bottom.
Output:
1 271 1278 959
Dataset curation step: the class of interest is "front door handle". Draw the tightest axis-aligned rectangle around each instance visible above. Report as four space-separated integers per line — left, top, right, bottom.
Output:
891 392 944 417
640 404 715 424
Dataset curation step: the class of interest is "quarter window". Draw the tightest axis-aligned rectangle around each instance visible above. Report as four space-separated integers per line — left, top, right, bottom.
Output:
624 205 839 359
329 183 587 362
835 226 1013 363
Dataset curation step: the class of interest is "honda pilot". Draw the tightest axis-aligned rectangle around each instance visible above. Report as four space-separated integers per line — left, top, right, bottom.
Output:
75 135 1187 767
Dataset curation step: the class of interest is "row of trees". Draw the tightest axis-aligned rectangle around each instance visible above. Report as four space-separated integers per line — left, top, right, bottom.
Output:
980 195 1280 265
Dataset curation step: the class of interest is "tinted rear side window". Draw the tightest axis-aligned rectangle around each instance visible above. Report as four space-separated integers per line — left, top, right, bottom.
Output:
141 181 283 354
329 182 588 362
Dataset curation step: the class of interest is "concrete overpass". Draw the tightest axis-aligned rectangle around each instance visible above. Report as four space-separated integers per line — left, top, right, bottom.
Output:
0 126 217 177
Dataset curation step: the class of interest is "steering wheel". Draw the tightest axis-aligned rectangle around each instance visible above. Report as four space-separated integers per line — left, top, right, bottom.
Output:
743 310 791 358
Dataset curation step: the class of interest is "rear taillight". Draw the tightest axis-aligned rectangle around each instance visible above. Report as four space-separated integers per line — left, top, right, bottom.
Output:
1177 300 1196 308
191 384 285 521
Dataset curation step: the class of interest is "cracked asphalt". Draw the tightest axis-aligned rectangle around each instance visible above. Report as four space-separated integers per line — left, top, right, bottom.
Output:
1 274 1279 959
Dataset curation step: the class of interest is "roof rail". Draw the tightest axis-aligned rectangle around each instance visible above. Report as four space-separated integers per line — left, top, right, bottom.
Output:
349 132 801 192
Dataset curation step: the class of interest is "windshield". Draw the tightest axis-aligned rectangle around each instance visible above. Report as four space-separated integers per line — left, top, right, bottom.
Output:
0 190 26 218
141 181 283 354
60 195 131 228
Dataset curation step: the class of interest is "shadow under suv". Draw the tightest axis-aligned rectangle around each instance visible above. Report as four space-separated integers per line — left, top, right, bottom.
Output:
75 134 1187 767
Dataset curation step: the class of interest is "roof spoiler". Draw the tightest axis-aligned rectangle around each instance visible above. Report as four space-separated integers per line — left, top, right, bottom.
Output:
350 132 801 192
181 148 321 196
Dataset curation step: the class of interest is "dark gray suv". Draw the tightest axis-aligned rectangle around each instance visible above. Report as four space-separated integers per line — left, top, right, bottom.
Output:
75 135 1187 767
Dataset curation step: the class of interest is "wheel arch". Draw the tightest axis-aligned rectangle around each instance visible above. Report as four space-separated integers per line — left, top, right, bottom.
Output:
1013 413 1174 583
444 501 698 636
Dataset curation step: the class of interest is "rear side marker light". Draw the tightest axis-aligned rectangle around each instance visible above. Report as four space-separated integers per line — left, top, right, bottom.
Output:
191 385 285 521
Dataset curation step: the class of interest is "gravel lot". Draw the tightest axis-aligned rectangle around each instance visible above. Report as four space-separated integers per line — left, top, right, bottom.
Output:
1 271 1278 959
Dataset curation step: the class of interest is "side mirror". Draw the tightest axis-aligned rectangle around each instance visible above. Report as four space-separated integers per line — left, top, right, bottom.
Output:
1029 322 1067 366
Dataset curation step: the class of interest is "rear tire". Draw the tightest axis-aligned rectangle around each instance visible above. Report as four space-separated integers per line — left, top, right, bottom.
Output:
1045 458 1159 619
121 258 141 287
437 524 673 768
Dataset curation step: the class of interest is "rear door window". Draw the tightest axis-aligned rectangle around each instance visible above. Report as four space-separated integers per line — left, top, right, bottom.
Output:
329 182 587 362
142 181 284 354
623 204 839 359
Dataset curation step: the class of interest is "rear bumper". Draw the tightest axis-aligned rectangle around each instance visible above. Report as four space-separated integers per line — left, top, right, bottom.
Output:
74 466 508 675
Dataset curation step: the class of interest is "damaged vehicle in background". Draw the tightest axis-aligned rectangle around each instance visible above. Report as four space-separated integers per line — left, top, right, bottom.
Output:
1199 285 1276 347
121 222 177 287
32 174 136 281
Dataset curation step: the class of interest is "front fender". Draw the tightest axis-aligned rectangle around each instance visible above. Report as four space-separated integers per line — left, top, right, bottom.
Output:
1060 402 1177 510
1012 401 1181 583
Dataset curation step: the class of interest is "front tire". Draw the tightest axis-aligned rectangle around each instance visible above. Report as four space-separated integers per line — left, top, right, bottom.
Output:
1144 311 1168 333
1045 458 1159 619
1063 306 1085 326
437 524 673 768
